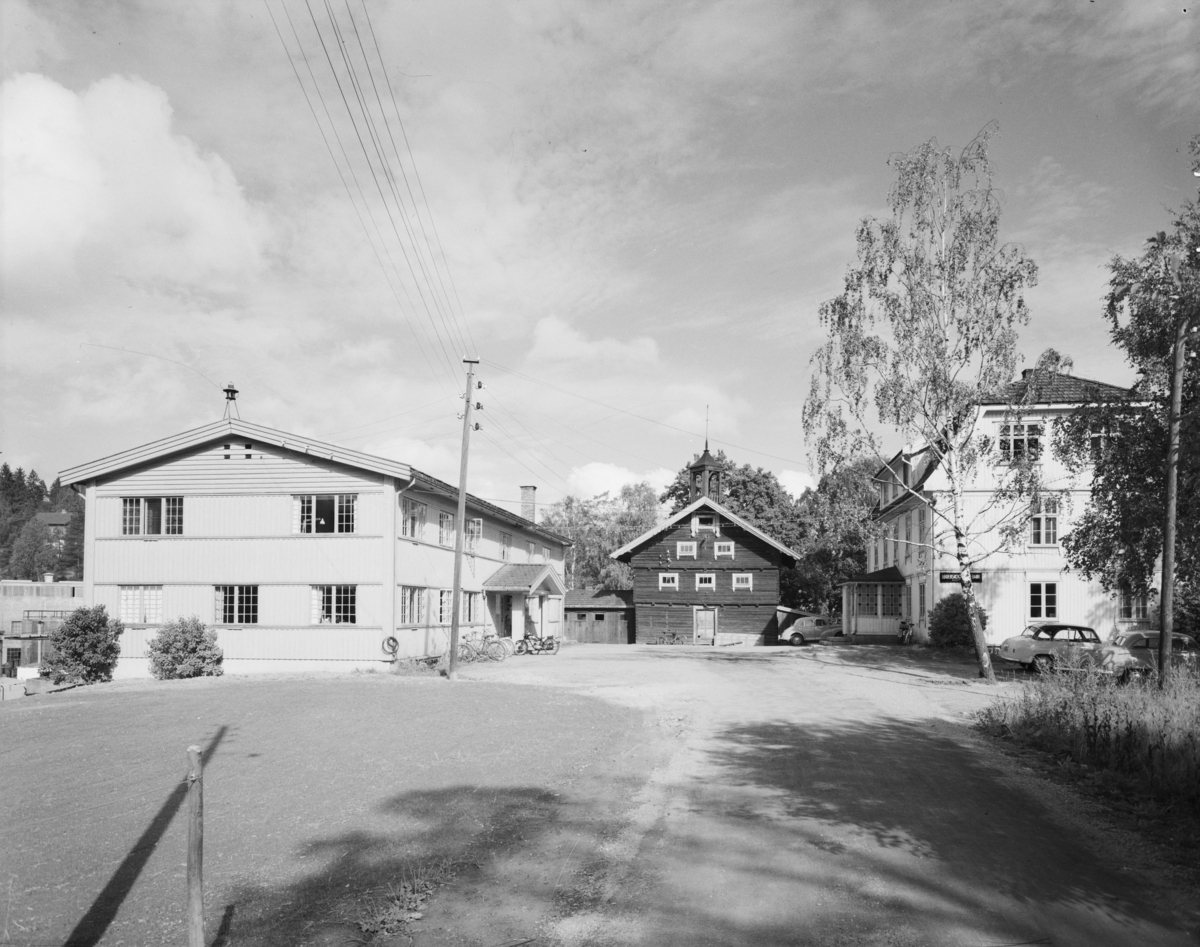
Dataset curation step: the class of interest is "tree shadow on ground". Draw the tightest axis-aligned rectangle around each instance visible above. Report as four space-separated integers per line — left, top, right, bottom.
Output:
813 643 1024 682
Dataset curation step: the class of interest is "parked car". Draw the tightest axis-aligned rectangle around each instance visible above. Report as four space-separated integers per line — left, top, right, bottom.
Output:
997 623 1102 673
1091 631 1200 682
783 615 840 646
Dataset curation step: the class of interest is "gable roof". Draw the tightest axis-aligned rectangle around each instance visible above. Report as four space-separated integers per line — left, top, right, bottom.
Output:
565 588 633 609
58 418 566 544
609 496 799 564
984 370 1134 406
482 563 567 596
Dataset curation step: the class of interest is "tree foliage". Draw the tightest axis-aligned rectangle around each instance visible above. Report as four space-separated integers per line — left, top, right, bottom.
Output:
803 125 1040 682
148 616 225 679
541 482 660 590
1055 167 1200 634
39 605 124 684
7 517 58 580
928 592 988 649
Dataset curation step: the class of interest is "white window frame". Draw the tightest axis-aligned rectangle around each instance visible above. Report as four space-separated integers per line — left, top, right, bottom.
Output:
526 540 536 563
732 573 752 591
1119 590 1149 621
461 590 480 623
120 585 162 624
438 589 454 624
399 586 426 625
714 542 734 559
904 514 912 562
676 541 697 559
1029 581 1057 620
401 498 427 540
692 514 719 535
541 545 551 563
294 494 357 534
1029 498 1059 546
215 585 258 624
311 585 357 624
465 518 483 554
121 497 183 536
658 573 679 590
500 531 512 561
438 511 455 547
1000 422 1043 463
695 573 716 591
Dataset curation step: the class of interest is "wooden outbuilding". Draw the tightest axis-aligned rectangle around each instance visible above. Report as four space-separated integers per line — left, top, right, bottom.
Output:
564 589 635 644
610 447 798 646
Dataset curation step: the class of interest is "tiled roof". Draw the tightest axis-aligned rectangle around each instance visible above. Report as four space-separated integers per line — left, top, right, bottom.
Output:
985 371 1133 406
841 566 906 584
482 564 566 595
565 589 633 609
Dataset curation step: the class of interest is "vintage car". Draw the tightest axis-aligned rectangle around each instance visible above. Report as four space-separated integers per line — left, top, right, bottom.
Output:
782 615 841 646
996 623 1102 672
1091 631 1200 682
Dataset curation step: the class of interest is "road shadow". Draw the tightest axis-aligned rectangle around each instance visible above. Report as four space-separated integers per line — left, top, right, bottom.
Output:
814 643 1009 681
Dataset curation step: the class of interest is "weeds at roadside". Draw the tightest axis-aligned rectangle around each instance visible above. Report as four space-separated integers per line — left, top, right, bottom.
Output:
389 656 443 677
355 860 459 937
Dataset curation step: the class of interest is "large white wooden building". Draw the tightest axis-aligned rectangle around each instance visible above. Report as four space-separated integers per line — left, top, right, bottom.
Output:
60 419 567 676
841 371 1152 645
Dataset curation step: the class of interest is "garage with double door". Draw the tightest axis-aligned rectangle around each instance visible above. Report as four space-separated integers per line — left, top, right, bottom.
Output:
564 589 635 644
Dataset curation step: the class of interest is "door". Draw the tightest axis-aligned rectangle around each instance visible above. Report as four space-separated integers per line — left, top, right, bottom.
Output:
501 595 513 638
694 607 716 645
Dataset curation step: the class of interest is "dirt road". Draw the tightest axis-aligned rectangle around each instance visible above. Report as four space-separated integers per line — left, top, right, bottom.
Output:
448 644 1200 947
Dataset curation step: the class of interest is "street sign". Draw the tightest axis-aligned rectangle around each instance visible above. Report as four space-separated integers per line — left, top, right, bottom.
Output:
939 572 983 584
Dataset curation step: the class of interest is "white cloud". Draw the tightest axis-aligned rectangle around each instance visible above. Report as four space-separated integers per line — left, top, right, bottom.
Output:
567 462 674 498
778 469 817 498
527 315 658 366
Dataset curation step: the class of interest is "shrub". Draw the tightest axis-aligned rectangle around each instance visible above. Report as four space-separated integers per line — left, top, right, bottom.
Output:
148 616 224 680
928 592 987 648
39 605 123 684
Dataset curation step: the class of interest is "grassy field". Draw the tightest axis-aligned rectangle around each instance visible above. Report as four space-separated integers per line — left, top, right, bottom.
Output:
0 671 658 946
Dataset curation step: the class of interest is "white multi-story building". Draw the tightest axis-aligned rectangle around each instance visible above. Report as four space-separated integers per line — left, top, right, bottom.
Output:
841 371 1152 644
60 418 567 676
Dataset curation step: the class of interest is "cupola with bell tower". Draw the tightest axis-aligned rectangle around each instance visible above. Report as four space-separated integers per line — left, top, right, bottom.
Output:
688 442 722 503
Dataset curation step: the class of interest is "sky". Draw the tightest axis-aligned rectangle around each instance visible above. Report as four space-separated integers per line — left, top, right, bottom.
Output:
2 0 1197 515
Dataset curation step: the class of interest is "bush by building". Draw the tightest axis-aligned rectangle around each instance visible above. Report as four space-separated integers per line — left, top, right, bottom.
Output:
39 605 123 684
928 592 987 648
148 616 224 679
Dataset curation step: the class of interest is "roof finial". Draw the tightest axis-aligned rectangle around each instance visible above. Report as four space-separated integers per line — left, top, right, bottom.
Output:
223 382 240 420
705 404 709 451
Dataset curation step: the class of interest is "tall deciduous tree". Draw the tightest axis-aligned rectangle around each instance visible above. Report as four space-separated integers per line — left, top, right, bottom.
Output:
804 125 1040 682
8 517 58 580
541 482 660 590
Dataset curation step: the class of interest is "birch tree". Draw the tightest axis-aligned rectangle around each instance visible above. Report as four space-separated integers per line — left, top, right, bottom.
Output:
803 125 1040 682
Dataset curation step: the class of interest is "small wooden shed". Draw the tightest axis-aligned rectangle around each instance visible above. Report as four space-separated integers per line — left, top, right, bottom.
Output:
564 589 635 644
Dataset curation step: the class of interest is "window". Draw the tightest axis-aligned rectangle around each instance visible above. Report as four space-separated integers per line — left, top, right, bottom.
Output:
295 495 356 533
1030 498 1059 545
438 589 453 624
594 613 606 621
695 573 715 591
659 573 679 590
856 584 877 614
904 583 912 618
462 591 480 623
677 541 697 559
696 515 716 532
500 532 512 561
732 573 753 591
1000 423 1042 462
873 541 879 570
575 612 587 621
401 498 427 539
526 541 536 563
1030 582 1057 619
215 585 258 624
465 519 483 554
120 586 162 623
438 512 455 546
714 542 734 559
893 522 899 567
399 586 425 624
881 584 901 617
542 545 551 563
919 583 926 619
311 585 356 624
918 507 926 549
122 497 183 535
904 514 912 562
1119 590 1149 621
878 482 887 507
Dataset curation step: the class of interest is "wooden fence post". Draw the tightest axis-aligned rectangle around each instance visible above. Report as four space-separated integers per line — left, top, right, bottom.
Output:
186 745 204 947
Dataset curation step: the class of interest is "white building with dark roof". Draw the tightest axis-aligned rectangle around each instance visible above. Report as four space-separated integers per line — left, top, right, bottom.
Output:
59 418 567 675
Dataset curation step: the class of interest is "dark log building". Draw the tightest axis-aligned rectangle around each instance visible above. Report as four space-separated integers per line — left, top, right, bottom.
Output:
611 447 798 645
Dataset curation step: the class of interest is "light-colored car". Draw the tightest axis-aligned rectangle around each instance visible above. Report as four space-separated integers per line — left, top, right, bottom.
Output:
783 615 840 646
1091 631 1200 682
997 623 1102 673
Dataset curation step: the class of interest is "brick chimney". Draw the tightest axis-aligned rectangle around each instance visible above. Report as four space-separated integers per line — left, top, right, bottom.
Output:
520 485 537 522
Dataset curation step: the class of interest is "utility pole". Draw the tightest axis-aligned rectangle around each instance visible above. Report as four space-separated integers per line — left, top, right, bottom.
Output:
447 358 480 681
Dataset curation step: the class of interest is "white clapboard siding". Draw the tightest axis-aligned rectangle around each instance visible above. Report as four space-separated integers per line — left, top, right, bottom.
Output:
93 536 382 584
118 625 157 658
163 585 220 622
213 626 388 661
96 493 385 538
95 440 385 496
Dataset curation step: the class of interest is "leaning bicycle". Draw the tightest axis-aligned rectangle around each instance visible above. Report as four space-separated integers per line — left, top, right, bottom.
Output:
458 634 509 663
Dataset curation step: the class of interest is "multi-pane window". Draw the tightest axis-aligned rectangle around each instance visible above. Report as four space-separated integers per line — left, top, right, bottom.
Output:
1000 423 1042 462
904 583 912 618
904 515 912 562
461 591 480 623
732 574 753 591
881 585 902 617
465 519 483 553
659 573 678 590
438 512 455 547
122 497 183 535
525 541 536 563
401 498 427 539
215 585 258 624
500 532 512 561
438 589 454 624
856 584 877 614
1119 590 1149 621
120 585 162 623
714 542 734 558
1030 498 1059 545
541 545 551 563
893 522 899 567
295 495 356 533
1030 582 1057 619
918 507 926 550
695 573 715 590
882 533 889 567
677 542 697 559
399 586 425 624
311 585 356 624
919 584 926 619
696 515 717 531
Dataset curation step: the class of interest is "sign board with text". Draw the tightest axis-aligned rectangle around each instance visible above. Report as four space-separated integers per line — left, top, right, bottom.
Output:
939 572 983 584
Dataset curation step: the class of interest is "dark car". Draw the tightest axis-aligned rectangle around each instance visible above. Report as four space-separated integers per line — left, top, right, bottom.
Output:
1091 631 1200 682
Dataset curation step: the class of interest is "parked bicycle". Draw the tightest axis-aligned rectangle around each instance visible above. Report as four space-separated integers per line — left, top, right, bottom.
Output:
897 620 914 646
515 633 560 655
652 632 688 646
458 634 509 663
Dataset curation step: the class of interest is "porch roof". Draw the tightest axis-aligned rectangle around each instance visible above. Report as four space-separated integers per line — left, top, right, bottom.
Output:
840 566 907 585
483 563 567 596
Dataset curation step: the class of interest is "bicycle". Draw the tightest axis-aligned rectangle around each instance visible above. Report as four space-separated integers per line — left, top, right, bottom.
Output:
458 634 508 663
653 632 688 646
